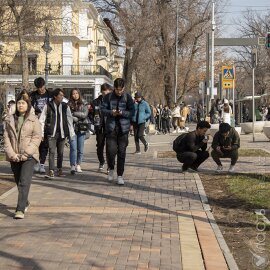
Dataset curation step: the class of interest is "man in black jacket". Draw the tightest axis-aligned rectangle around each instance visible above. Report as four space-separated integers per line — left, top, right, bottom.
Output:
211 123 240 173
90 83 112 171
176 121 211 172
30 77 52 173
101 78 135 185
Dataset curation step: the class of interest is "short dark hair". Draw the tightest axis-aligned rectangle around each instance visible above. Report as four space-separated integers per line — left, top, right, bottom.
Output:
101 83 112 92
114 78 125 89
196 121 211 129
219 123 231 133
15 92 32 118
53 88 64 98
34 77 45 88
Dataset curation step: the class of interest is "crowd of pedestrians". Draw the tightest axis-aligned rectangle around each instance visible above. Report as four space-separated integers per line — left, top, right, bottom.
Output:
2 76 242 220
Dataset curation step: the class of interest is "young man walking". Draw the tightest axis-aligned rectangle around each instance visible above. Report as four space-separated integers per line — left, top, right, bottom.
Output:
132 92 151 154
30 77 52 173
90 83 112 171
101 78 135 185
39 88 75 179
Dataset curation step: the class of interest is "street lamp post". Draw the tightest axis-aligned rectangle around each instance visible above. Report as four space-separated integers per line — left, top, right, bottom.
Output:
174 0 179 104
42 28 52 88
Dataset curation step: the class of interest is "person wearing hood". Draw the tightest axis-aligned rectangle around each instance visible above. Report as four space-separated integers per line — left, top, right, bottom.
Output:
132 92 151 154
4 92 42 219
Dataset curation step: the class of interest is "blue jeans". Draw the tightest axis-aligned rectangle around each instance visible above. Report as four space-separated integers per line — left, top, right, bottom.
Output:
69 133 86 166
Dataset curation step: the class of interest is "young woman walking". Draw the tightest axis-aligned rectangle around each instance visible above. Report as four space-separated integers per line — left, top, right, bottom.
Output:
4 92 42 219
68 88 89 174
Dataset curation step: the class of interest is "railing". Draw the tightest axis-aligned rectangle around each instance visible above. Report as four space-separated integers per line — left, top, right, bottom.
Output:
0 64 112 79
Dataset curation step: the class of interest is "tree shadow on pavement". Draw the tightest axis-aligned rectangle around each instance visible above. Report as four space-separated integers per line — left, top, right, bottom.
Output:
0 250 43 270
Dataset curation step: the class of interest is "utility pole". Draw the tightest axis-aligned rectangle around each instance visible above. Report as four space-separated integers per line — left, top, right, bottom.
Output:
206 33 210 114
174 0 179 103
252 48 257 142
210 0 215 108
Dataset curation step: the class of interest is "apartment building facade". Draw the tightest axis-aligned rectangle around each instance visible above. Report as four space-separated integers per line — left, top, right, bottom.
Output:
0 0 123 104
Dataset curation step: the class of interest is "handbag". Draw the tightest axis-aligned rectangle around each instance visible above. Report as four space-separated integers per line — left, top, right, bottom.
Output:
77 122 89 132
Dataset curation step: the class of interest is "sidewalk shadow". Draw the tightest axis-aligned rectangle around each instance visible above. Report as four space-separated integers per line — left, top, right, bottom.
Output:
0 250 43 270
0 203 16 218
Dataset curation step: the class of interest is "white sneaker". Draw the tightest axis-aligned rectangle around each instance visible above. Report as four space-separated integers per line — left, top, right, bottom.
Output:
39 164 46 174
71 165 76 174
34 163 40 173
228 165 235 173
117 176 125 185
216 165 223 173
184 127 189 132
108 170 114 182
76 165 82 173
172 130 177 134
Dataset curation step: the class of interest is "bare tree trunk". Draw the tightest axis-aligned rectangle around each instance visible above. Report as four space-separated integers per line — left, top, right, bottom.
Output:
18 29 29 89
7 0 29 89
123 47 133 92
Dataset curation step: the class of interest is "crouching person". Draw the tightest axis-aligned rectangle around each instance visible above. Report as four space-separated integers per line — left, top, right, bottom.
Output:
4 92 42 219
211 123 240 173
174 121 211 172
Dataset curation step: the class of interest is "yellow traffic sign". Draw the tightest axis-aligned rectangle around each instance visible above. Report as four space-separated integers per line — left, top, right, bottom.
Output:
222 79 235 89
222 66 235 80
222 66 236 89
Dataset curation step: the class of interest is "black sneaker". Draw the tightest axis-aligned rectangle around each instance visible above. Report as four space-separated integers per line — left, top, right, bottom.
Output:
182 165 189 172
144 143 149 152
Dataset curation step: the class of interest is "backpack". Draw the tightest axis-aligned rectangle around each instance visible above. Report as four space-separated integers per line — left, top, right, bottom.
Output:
172 132 188 152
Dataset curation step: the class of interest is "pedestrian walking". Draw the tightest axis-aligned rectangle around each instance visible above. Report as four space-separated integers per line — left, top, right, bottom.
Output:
132 92 151 154
161 105 171 134
221 99 232 125
211 123 240 173
30 77 52 174
39 88 75 179
68 88 89 174
4 92 42 219
90 83 112 171
171 103 181 133
180 102 190 130
101 78 135 185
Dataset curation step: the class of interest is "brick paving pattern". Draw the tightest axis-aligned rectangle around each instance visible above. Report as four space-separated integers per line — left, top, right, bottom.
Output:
1 130 266 269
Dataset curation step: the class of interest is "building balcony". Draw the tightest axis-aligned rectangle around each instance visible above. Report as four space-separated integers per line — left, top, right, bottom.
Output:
0 64 112 80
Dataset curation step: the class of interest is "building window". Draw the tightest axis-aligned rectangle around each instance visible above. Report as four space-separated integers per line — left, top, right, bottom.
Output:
28 57 37 74
97 46 107 57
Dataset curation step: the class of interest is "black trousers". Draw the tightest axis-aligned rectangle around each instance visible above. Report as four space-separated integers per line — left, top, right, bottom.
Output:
39 134 49 164
96 130 106 165
211 149 238 166
11 159 36 212
162 119 170 133
133 123 147 152
106 130 129 176
177 150 209 169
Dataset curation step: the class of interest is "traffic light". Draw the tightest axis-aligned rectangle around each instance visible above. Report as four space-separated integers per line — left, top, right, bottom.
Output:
266 32 270 48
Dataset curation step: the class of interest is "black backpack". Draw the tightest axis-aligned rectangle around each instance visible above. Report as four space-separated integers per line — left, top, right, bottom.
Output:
172 133 188 152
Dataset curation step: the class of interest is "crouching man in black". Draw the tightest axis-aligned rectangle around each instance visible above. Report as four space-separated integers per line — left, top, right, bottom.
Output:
176 121 211 172
211 123 240 173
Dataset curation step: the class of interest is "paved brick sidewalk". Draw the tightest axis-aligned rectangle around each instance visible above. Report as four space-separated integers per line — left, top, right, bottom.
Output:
0 135 241 270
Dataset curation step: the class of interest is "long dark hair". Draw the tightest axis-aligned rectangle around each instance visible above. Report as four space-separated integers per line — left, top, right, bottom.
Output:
69 88 83 111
